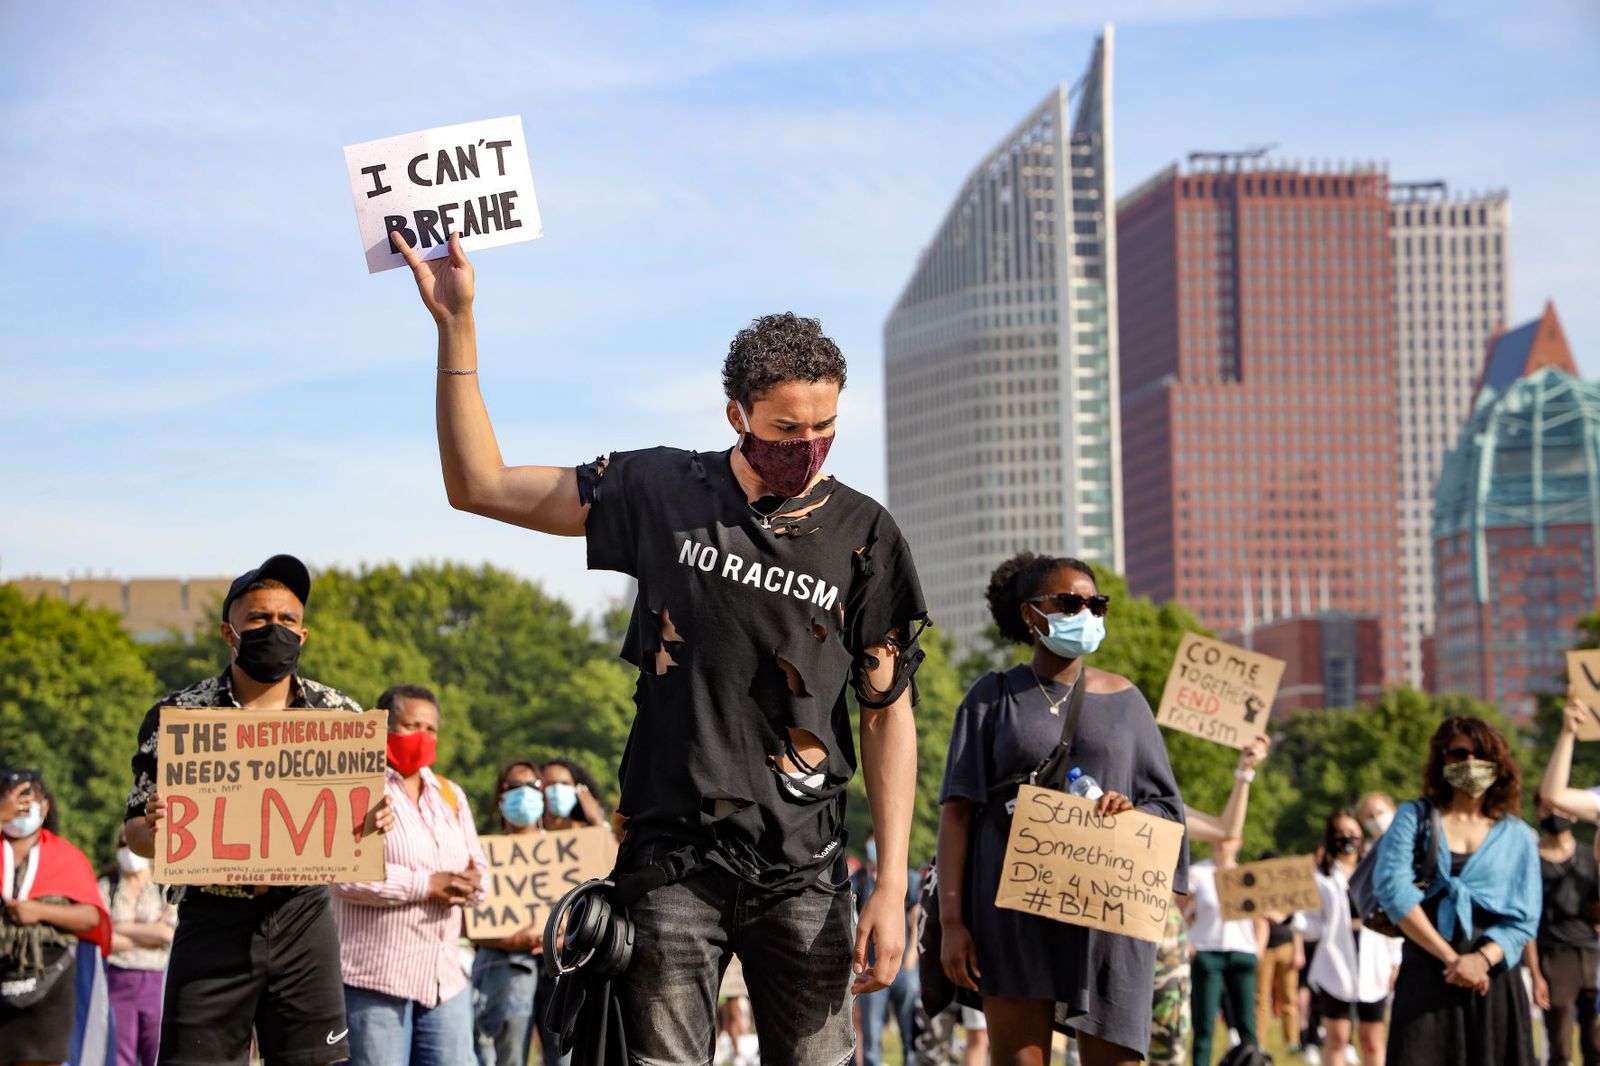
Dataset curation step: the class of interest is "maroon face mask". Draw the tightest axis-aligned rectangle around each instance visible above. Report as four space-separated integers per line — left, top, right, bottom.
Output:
738 405 834 499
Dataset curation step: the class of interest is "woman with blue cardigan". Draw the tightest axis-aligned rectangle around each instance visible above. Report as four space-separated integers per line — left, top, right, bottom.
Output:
1373 716 1540 1066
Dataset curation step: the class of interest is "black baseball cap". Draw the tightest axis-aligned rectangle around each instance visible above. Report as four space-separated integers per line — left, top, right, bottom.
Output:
221 554 311 621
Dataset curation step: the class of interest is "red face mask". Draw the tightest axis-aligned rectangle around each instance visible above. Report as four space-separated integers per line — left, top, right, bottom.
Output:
386 730 437 775
737 404 834 499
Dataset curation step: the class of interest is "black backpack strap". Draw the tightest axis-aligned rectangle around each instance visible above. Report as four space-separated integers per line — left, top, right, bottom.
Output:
986 667 1090 804
609 843 705 908
1412 798 1441 890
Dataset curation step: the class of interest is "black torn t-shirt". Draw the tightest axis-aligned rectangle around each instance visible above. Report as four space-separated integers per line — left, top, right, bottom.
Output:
581 447 927 890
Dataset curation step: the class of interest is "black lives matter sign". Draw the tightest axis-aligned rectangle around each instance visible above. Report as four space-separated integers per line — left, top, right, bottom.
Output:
344 115 542 273
465 828 615 939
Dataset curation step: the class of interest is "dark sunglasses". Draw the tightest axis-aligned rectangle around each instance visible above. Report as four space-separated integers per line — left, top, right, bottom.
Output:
1028 593 1110 618
1444 746 1483 762
500 780 542 794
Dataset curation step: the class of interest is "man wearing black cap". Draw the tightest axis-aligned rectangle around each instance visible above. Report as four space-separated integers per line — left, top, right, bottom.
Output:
123 554 373 1066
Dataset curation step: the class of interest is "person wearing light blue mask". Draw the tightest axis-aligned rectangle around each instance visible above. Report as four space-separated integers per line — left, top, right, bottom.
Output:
537 760 604 834
470 762 547 1066
935 552 1189 1066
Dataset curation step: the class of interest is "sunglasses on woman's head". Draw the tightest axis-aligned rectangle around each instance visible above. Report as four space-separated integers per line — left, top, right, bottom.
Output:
1444 746 1482 762
1027 593 1110 618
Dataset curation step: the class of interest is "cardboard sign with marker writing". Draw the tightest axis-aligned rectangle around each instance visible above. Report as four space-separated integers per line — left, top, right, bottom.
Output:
995 785 1186 944
1155 633 1286 750
155 707 387 885
1216 855 1320 921
1566 651 1600 741
344 115 542 273
465 828 616 938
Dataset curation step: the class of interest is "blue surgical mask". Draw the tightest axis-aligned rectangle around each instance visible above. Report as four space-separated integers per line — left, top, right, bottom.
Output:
500 785 544 827
544 783 579 819
865 839 877 864
1030 604 1106 659
2 805 44 840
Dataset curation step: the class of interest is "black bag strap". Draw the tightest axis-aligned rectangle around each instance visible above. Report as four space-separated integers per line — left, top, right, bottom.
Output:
1411 797 1440 890
986 667 1090 804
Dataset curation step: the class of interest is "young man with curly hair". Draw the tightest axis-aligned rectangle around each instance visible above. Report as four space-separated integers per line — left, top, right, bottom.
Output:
393 232 927 1065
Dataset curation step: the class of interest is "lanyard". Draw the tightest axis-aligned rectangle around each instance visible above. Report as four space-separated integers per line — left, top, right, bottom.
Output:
2 837 42 901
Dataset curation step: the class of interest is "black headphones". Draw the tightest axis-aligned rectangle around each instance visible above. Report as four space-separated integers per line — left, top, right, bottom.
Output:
544 879 635 979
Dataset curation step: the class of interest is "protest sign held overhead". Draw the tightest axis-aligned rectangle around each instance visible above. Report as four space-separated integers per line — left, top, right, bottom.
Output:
466 827 616 939
1566 650 1600 741
1155 633 1285 750
155 706 387 885
1216 855 1320 921
344 115 542 273
994 785 1185 944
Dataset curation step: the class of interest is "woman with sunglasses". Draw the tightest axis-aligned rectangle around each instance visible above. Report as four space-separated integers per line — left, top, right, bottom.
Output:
937 553 1186 1066
471 762 547 1066
1373 717 1538 1066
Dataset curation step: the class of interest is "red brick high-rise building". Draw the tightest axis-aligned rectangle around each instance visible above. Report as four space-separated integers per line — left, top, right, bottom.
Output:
1118 160 1404 684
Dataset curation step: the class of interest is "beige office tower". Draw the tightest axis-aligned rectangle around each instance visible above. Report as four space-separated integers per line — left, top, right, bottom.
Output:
884 27 1120 651
1390 184 1511 688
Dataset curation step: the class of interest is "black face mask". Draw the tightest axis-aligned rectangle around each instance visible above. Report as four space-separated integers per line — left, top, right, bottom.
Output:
230 623 302 684
1541 815 1574 836
1333 836 1361 856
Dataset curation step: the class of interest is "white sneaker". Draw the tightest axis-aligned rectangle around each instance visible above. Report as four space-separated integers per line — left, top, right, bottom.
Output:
1305 1047 1323 1066
1345 1047 1360 1065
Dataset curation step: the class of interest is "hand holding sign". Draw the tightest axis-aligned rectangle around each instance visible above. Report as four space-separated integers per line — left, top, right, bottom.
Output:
995 786 1185 944
1564 653 1600 741
155 707 388 885
393 230 475 325
344 115 541 274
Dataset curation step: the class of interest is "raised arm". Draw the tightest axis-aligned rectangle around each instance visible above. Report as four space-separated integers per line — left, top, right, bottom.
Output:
393 230 589 535
1540 685 1600 821
1186 736 1269 844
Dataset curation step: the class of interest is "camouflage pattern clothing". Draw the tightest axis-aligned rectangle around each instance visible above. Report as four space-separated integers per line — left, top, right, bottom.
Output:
1150 904 1193 1066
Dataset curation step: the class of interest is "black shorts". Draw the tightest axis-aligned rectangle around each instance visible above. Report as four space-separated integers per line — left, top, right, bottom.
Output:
0 949 76 1063
1313 986 1388 1024
160 887 349 1066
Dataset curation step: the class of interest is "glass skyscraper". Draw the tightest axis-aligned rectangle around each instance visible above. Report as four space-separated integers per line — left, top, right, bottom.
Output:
884 27 1119 650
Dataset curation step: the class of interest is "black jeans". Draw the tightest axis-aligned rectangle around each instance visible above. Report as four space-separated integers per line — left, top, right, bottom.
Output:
1541 943 1600 1066
616 857 855 1066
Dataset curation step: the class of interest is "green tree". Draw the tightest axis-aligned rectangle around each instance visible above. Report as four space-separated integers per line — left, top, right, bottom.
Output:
0 586 159 864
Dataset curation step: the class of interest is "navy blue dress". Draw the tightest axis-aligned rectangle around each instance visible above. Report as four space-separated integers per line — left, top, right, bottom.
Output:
939 665 1189 1055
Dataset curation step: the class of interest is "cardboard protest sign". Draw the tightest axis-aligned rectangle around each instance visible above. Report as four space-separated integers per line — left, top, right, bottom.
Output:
1155 633 1286 750
344 115 542 273
155 707 387 885
465 827 616 939
995 785 1185 944
1216 855 1320 922
1565 651 1600 741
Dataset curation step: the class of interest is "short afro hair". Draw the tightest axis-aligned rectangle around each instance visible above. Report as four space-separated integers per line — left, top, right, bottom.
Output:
721 313 846 409
985 552 1098 645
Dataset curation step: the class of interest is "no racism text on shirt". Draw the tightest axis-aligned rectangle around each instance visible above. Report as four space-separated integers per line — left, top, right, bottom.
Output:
581 447 927 888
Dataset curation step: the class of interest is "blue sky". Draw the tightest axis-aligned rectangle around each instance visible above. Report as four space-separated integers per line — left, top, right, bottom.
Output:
2 0 1596 619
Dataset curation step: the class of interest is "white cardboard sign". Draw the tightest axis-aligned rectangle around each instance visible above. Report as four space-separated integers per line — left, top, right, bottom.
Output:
344 115 542 273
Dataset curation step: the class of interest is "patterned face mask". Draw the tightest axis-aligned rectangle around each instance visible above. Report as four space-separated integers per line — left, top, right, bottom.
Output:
737 404 834 500
1443 757 1499 799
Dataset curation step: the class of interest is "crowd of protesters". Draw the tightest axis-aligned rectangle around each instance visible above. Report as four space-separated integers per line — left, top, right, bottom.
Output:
6 228 1600 1066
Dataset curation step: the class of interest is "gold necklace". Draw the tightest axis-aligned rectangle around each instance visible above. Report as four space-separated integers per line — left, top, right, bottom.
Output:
1030 665 1082 716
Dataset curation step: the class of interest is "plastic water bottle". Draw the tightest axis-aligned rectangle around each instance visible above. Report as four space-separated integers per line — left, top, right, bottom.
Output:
1067 767 1103 801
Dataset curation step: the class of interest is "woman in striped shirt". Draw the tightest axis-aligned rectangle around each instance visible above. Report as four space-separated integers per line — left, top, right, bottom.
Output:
332 684 488 1066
